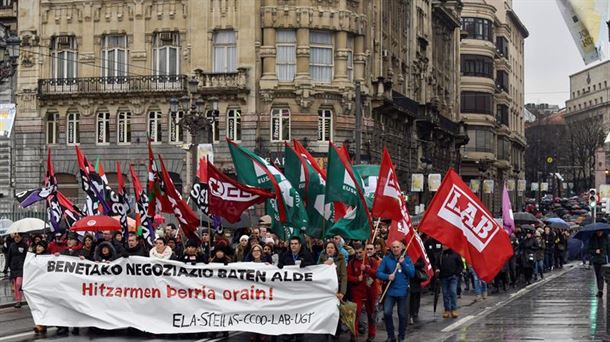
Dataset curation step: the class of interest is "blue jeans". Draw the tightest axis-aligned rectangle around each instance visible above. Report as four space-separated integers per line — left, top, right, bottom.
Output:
544 251 554 270
383 295 407 339
534 260 544 279
472 271 487 296
441 275 458 311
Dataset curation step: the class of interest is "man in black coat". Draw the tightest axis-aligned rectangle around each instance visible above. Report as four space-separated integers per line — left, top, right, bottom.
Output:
278 236 314 268
7 233 27 308
124 233 147 257
61 232 83 258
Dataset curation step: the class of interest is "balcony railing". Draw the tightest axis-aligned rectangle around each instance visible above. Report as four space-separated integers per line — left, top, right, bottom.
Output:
38 75 188 97
0 0 14 10
194 67 249 95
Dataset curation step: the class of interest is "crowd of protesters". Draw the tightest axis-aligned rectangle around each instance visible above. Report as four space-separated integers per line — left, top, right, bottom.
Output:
0 211 591 341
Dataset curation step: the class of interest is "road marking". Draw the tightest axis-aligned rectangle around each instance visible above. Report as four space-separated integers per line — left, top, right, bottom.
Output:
0 327 57 342
194 331 242 342
441 315 475 332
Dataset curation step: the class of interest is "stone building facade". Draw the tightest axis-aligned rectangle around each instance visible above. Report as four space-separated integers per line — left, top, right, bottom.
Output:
459 0 527 213
13 0 467 210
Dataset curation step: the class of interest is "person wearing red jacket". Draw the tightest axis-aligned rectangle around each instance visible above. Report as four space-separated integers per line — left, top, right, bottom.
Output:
47 232 67 255
347 244 380 342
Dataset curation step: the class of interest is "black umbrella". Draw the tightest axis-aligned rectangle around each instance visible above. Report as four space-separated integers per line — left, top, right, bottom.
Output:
574 223 610 241
514 212 539 224
548 221 570 230
433 276 440 315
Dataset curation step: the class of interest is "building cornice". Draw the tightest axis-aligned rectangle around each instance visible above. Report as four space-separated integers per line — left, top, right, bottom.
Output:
506 9 529 38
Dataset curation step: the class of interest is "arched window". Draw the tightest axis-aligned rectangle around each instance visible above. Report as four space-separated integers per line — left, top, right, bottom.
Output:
226 109 241 141
66 112 80 145
148 111 162 143
96 112 110 144
117 111 131 144
46 112 58 145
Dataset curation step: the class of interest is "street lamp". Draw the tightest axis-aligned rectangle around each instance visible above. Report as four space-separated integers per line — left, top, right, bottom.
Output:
477 160 490 201
513 166 520 212
169 77 218 191
420 156 433 206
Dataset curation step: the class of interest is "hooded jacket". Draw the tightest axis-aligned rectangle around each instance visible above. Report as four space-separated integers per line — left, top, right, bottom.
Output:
94 241 117 262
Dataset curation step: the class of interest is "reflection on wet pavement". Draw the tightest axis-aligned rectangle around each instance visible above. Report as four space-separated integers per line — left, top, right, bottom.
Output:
444 266 606 341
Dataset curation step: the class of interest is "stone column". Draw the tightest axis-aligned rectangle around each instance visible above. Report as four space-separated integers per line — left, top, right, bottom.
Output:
333 31 348 83
260 27 277 83
295 28 310 85
353 35 365 82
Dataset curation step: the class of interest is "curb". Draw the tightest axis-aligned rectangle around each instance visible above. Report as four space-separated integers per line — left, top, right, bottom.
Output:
0 301 26 309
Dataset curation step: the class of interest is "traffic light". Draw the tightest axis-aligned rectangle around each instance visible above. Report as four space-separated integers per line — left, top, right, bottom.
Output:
590 188 598 208
602 198 610 214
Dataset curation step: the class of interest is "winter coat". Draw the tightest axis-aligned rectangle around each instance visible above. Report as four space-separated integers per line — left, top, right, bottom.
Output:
319 252 348 296
181 252 208 265
94 241 118 262
149 246 173 260
520 237 539 267
376 252 415 298
7 240 28 279
277 248 315 268
47 240 67 255
347 255 380 298
61 244 83 258
409 258 426 293
542 232 555 252
438 249 463 279
125 244 148 257
534 238 546 261
588 234 609 265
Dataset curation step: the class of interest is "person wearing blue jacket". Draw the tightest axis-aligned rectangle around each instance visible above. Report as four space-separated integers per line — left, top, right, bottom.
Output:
376 240 415 342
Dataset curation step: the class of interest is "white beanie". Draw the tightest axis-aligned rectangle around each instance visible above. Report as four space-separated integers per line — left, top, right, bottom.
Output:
240 235 249 242
264 237 275 245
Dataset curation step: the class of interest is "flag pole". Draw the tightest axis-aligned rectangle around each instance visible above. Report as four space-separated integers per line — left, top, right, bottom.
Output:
369 217 382 243
207 216 212 260
378 232 416 304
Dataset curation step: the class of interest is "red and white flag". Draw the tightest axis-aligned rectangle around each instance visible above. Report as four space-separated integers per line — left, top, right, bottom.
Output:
374 147 434 285
418 168 513 283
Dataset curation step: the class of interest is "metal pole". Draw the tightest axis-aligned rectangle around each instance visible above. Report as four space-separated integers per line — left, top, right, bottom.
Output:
514 172 519 211
354 81 362 165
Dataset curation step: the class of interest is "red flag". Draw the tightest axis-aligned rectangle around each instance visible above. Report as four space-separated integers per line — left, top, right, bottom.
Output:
372 147 402 221
207 160 274 223
198 157 208 183
158 155 200 239
129 164 142 202
418 168 513 283
293 139 326 178
147 141 172 214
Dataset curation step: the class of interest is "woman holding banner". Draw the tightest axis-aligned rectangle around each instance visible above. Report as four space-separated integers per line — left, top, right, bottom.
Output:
319 241 347 340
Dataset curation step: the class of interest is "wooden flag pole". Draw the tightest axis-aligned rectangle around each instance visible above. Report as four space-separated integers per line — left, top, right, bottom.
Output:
378 232 416 304
369 217 382 244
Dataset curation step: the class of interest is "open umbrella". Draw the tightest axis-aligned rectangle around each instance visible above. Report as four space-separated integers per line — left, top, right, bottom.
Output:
573 223 610 241
514 212 539 224
111 216 136 230
0 218 12 236
71 215 121 232
548 221 570 230
545 217 566 224
7 218 49 234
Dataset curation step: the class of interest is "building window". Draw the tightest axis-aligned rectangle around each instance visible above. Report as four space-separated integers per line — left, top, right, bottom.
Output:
206 109 220 143
46 113 58 145
462 17 493 41
66 112 80 145
496 36 509 59
169 111 184 143
310 31 333 83
461 91 493 114
96 112 110 144
318 109 333 141
213 31 237 73
102 35 128 78
496 70 509 92
276 30 296 82
227 109 241 141
496 104 509 126
347 35 354 81
117 111 131 144
461 54 494 78
153 32 180 76
51 36 77 79
465 128 494 153
497 137 510 161
271 108 290 141
148 111 162 143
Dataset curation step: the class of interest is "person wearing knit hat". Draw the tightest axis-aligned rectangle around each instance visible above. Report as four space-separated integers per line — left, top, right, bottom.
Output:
181 239 207 265
264 237 275 246
235 235 251 262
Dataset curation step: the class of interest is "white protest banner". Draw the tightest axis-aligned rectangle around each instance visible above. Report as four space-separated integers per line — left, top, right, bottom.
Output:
23 254 339 335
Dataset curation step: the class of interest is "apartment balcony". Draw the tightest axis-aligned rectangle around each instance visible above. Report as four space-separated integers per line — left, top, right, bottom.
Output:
0 0 16 18
38 75 188 99
193 67 249 99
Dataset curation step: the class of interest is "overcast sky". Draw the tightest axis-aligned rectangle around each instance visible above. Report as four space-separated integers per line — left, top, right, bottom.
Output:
513 0 606 108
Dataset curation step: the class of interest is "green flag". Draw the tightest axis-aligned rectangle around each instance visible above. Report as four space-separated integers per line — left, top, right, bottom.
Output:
325 143 372 240
353 165 380 210
227 140 308 240
284 143 332 238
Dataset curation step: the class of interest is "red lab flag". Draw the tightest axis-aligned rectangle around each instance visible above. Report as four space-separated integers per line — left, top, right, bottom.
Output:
372 147 403 221
417 168 513 283
374 147 434 285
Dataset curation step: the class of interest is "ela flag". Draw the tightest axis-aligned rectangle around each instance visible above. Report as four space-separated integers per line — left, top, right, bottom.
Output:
129 164 155 245
502 183 515 235
158 155 200 239
284 141 332 238
324 143 372 241
228 139 308 240
417 169 513 283
353 165 380 210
